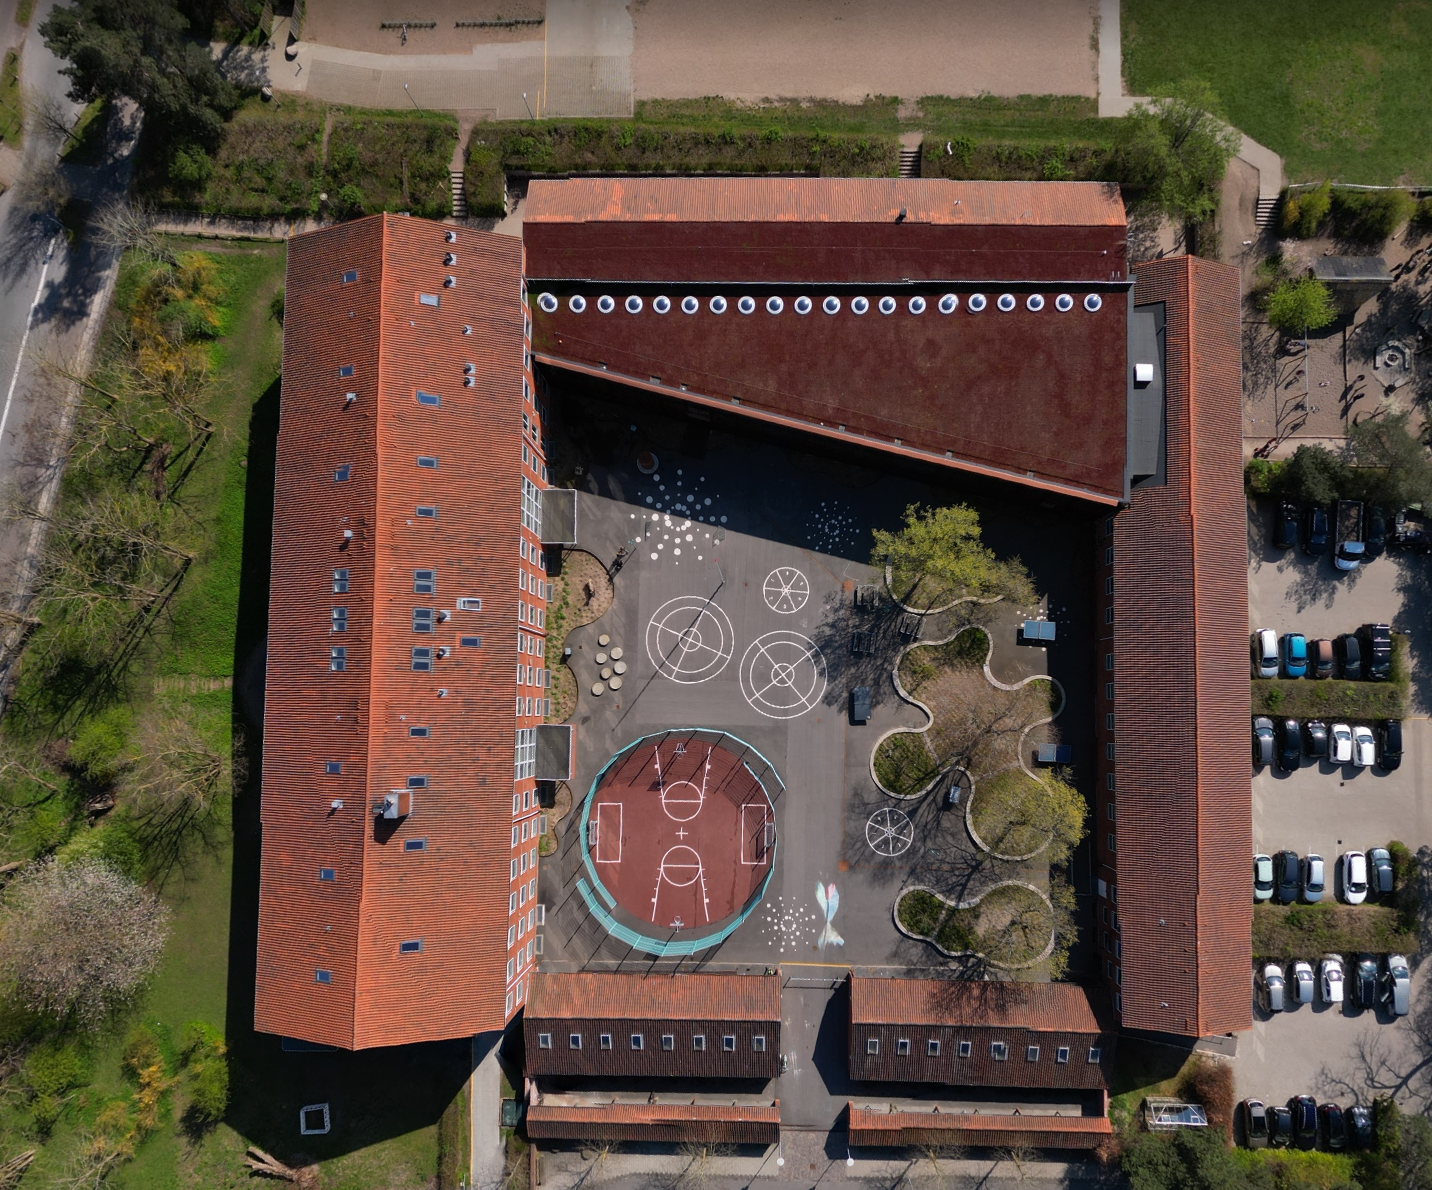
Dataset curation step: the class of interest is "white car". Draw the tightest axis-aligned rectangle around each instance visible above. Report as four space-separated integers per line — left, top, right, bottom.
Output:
1341 851 1368 905
1353 725 1376 768
1321 956 1345 1004
1292 960 1315 1004
1252 629 1279 678
1330 723 1353 764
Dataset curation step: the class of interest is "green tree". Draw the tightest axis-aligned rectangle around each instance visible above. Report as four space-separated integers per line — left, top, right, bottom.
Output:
1279 444 1348 504
872 503 1032 611
1112 80 1241 226
1266 276 1336 336
1122 1128 1258 1190
1344 411 1432 509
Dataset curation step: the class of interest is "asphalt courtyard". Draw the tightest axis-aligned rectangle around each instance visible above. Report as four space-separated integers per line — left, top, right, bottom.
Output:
1240 499 1432 1112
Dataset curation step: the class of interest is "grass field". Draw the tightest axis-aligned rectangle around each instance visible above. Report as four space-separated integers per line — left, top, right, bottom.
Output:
1124 0 1432 183
0 50 22 149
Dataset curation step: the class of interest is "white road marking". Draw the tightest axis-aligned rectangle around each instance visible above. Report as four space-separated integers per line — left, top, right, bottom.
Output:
0 236 57 446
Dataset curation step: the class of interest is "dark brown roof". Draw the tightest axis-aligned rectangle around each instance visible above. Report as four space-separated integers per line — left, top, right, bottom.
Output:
848 1106 1112 1150
1112 255 1250 1037
527 971 781 1021
526 1102 780 1144
850 978 1108 1032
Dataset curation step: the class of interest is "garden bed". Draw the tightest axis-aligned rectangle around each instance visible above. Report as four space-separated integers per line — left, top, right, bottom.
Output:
326 112 456 220
1252 902 1418 961
968 769 1052 858
895 883 1054 968
872 730 940 798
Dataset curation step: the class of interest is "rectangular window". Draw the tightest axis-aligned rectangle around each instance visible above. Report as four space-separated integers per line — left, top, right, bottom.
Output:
533 934 543 956
341 269 359 283
411 647 432 672
1026 1045 1040 1062
413 569 435 594
631 1034 643 1050
599 1034 612 1050
927 1040 941 1056
315 969 332 984
1106 743 1115 761
460 636 482 648
514 728 536 780
1105 652 1114 671
457 597 482 611
1104 606 1115 624
338 365 354 378
418 293 440 308
406 776 427 789
404 838 427 852
416 505 437 519
521 476 542 536
1104 576 1114 595
334 464 351 482
416 390 441 407
866 1038 879 1055
538 1033 552 1049
508 925 516 947
1105 682 1115 700
399 939 423 954
1107 803 1116 821
331 607 348 631
1104 546 1113 565
417 456 439 470
957 1041 971 1058
511 826 520 847
722 1035 736 1052
325 761 342 775
1106 772 1115 790
692 1035 706 1051
569 1034 581 1050
1104 515 1115 536
333 568 350 593
1088 1047 1103 1063
1106 713 1115 730
409 726 430 738
662 1035 674 1051
1108 832 1117 852
330 647 347 671
896 1039 910 1056
1056 1047 1070 1063
991 1042 1008 1061
319 868 336 882
753 1036 767 1052
413 608 434 633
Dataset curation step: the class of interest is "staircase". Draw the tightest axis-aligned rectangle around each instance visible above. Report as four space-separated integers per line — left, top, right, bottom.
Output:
450 170 468 219
1255 195 1279 229
898 143 922 178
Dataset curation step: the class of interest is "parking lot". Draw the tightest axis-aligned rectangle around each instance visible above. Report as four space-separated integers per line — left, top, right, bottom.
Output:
1240 502 1432 1111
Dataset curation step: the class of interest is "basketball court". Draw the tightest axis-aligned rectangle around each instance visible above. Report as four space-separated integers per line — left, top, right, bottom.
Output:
582 734 776 939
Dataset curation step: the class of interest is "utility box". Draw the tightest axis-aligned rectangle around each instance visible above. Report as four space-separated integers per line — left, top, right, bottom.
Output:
373 790 413 819
541 488 578 547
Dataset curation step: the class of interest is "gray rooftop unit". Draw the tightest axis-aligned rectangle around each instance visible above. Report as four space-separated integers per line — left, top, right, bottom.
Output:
535 723 573 782
541 488 578 547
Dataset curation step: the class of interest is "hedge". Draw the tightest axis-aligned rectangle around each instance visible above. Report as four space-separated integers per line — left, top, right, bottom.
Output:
1252 902 1416 961
1252 634 1408 719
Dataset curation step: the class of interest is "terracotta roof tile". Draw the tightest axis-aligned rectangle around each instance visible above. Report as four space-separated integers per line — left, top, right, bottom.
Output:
848 1106 1111 1150
527 972 780 1021
850 978 1108 1032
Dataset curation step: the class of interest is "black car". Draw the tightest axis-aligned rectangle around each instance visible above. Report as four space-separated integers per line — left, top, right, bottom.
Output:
1269 1105 1294 1149
1290 1096 1318 1150
1277 719 1302 771
1321 1102 1348 1151
1353 956 1379 1011
1348 1105 1374 1149
1365 507 1388 559
1304 720 1329 759
1377 719 1402 771
1276 850 1301 904
1305 506 1330 555
1338 634 1363 681
851 685 872 724
1359 624 1392 681
1274 501 1300 550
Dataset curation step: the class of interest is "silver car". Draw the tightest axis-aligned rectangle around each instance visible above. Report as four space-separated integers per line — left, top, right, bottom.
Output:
1384 955 1411 1016
1252 629 1279 678
1321 955 1345 1004
1292 960 1315 1004
1341 851 1368 905
1303 854 1325 903
1258 962 1286 1013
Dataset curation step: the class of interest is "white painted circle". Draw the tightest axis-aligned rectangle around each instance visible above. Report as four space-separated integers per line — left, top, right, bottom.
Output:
661 780 705 822
646 596 735 683
569 294 587 313
823 296 841 315
866 808 914 857
740 631 827 719
656 845 704 887
1055 293 1074 312
762 567 810 614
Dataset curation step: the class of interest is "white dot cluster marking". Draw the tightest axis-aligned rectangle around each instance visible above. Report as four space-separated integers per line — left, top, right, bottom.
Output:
805 500 861 553
632 468 728 567
760 893 821 954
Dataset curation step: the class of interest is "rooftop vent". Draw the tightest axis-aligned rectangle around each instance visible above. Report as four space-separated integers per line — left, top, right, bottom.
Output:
625 295 643 314
653 295 671 314
938 294 958 314
851 296 870 315
794 296 812 315
597 295 615 314
967 293 987 313
444 230 457 243
462 324 473 334
737 295 756 315
823 296 841 315
908 295 926 315
1134 362 1155 384
537 292 558 313
464 363 476 375
344 391 357 404
997 293 1016 312
878 296 896 315
709 295 728 314
1084 293 1103 312
444 252 457 266
569 295 586 313
1055 294 1074 312
681 296 699 314
1027 294 1045 312
373 791 412 819
766 296 784 314
443 276 456 288
464 376 476 387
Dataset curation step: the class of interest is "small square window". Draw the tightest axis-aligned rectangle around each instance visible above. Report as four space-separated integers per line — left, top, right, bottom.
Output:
409 726 430 738
599 1033 612 1050
399 939 423 954
341 269 359 283
418 293 440 308
331 607 348 631
569 1034 581 1050
413 608 434 633
325 761 342 775
416 506 437 519
631 1034 643 1050
416 390 441 407
538 1032 552 1049
1026 1045 1040 1062
866 1038 879 1055
334 464 351 482
460 636 483 648
338 365 354 378
896 1039 910 1056
662 1035 674 1051
333 568 349 593
991 1042 1008 1061
722 1035 736 1052
413 570 435 594
957 1041 971 1058
1088 1047 1103 1063
417 456 439 470
1056 1047 1070 1063
753 1036 766 1052
411 647 433 672
404 838 427 852
406 776 428 789
692 1035 706 1051
315 969 332 984
927 1040 941 1057
319 868 336 882
330 647 347 671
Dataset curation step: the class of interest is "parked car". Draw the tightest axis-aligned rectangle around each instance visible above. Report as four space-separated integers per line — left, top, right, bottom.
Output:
1292 960 1315 1004
1322 1102 1349 1150
1348 1105 1374 1149
1321 956 1345 1004
1252 629 1279 679
1330 722 1354 765
1282 633 1309 678
1338 634 1362 681
1303 854 1326 903
1369 847 1394 898
1384 955 1411 1016
1365 507 1388 560
1254 854 1275 902
1377 719 1402 771
1359 623 1392 681
1269 1105 1294 1148
1304 720 1329 759
1353 725 1376 768
1278 719 1303 772
1334 500 1366 572
850 685 872 723
1277 851 1301 904
1311 638 1335 679
1305 506 1330 555
1241 1099 1270 1149
1290 1096 1319 1149
1252 717 1276 767
1274 502 1300 550
1353 956 1379 1011
1341 852 1368 905
1258 962 1286 1013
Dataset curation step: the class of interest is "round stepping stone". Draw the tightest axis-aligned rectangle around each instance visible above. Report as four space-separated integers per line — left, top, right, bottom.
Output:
612 660 627 675
609 675 623 690
600 666 613 679
610 646 624 660
595 652 608 665
591 682 605 696
598 633 611 647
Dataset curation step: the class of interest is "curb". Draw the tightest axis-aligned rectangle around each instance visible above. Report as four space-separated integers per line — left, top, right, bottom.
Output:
891 881 1057 970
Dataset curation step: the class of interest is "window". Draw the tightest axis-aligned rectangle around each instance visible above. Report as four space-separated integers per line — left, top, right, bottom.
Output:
662 1035 674 1051
507 925 516 947
342 269 359 283
569 1034 581 1050
991 1042 1008 1061
515 729 536 780
511 826 520 847
413 570 435 594
416 505 437 519
399 939 423 954
1106 743 1116 760
1026 1046 1040 1062
957 1041 971 1058
331 607 348 631
338 365 354 378
1107 803 1116 821
753 1036 767 1052
416 390 441 407
457 597 482 611
409 726 430 738
417 456 439 470
599 1034 612 1050
334 464 351 482
1106 772 1115 791
330 647 347 671
411 647 432 672
1105 652 1114 671
521 476 542 536
419 293 440 308
1104 546 1113 565
722 1035 736 1052
533 935 543 956
1105 516 1115 536
1108 832 1117 852
315 969 332 984
1106 713 1115 730
1104 606 1114 624
325 761 342 775
1105 682 1114 700
413 608 434 633
406 776 427 789
927 1040 940 1056
1104 576 1114 595
333 568 350 593
1088 1047 1103 1063
319 868 336 882
404 838 427 852
1056 1046 1070 1063
460 636 482 648
538 1033 552 1049
896 1039 910 1056
631 1034 643 1050
692 1035 706 1051
866 1038 879 1055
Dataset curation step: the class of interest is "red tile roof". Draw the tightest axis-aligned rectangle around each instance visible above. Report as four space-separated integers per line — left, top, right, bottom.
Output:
526 1101 780 1144
850 979 1108 1032
528 972 780 1021
848 1106 1112 1150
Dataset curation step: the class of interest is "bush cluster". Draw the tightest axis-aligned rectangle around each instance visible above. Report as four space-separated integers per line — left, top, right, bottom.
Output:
1280 183 1415 243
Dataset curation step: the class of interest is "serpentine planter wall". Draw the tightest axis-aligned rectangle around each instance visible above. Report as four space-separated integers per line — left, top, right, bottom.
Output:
891 881 1057 970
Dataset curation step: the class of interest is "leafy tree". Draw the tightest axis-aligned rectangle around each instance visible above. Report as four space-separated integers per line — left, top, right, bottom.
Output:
1279 444 1348 505
1266 276 1336 335
1112 80 1241 226
1331 188 1415 245
1122 1128 1253 1190
1280 182 1332 238
872 503 1033 610
1344 412 1432 509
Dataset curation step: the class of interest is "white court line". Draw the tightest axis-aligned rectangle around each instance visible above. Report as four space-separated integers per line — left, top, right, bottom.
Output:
0 236 58 447
594 802 623 862
740 803 771 865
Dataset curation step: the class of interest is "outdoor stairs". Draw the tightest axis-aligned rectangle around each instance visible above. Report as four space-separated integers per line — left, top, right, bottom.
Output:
1255 195 1278 228
450 170 468 219
898 144 922 178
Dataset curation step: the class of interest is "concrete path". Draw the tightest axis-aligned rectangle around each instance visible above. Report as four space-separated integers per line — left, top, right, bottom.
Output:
470 1032 506 1190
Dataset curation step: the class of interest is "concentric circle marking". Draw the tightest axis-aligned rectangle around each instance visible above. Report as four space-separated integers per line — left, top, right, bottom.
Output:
646 596 735 683
740 631 827 719
762 567 810 614
866 808 914 857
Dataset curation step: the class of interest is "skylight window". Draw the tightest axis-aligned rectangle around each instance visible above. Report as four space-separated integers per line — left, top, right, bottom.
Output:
416 456 438 470
1055 293 1075 312
997 293 1017 312
414 570 435 594
681 296 698 314
411 647 433 672
404 838 427 852
823 296 841 314
597 295 615 313
416 391 441 407
653 295 671 314
794 296 812 315
459 636 482 648
851 296 869 315
331 607 348 631
878 296 896 315
398 939 423 954
334 464 351 482
409 726 430 738
708 296 727 315
325 761 342 775
569 295 587 313
341 269 358 283
938 293 958 314
416 506 437 519
319 868 336 881
338 365 354 378
765 296 784 314
624 295 643 314
967 293 987 312
537 292 558 312
333 568 349 593
329 647 346 671
315 969 332 984
1084 293 1103 312
418 293 440 307
413 608 434 633
406 776 428 788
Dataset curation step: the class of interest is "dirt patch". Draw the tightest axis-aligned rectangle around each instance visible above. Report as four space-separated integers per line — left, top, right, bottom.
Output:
301 0 545 54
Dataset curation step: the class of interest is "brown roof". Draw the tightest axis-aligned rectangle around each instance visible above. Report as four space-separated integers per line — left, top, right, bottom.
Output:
1111 255 1251 1037
848 1106 1111 1150
850 979 1108 1032
526 1102 780 1144
256 215 544 1049
527 972 780 1021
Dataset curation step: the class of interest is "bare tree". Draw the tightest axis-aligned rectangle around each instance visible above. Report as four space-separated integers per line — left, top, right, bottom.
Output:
91 199 178 268
0 858 170 1028
126 712 238 876
27 90 83 149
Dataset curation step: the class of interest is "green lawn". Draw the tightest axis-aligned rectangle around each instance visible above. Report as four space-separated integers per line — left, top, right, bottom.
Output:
0 50 22 149
1124 0 1432 183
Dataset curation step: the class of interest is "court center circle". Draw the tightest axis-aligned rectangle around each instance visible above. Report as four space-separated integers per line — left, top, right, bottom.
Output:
646 596 735 683
762 567 810 614
661 779 705 821
740 631 827 719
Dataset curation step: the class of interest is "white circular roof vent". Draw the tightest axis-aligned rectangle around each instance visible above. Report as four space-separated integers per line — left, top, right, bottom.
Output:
709 295 728 314
766 296 784 314
938 294 958 314
878 296 897 315
1055 293 1074 312
653 295 671 314
908 296 926 315
823 296 841 315
997 293 1016 312
1084 293 1103 312
967 293 987 313
738 295 757 314
625 295 643 314
851 296 870 315
682 295 699 314
794 296 812 315
597 295 615 314
1026 294 1045 312
569 295 587 314
537 292 558 313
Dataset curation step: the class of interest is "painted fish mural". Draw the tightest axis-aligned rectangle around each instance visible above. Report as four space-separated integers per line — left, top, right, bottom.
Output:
815 882 843 950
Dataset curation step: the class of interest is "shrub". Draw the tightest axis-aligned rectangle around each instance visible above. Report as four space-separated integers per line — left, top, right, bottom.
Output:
67 705 133 786
1280 182 1331 237
1330 188 1414 244
1244 457 1283 496
333 183 365 219
168 145 214 189
55 819 144 881
1178 1057 1234 1140
269 287 284 324
1387 840 1419 934
1279 443 1348 504
1266 276 1336 335
1252 902 1416 961
873 731 941 796
1415 197 1432 228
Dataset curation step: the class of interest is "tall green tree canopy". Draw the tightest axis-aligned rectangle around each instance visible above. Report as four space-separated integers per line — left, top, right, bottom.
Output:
1266 275 1336 335
41 0 237 148
1279 443 1349 505
1113 80 1241 225
1345 411 1432 509
872 503 1032 610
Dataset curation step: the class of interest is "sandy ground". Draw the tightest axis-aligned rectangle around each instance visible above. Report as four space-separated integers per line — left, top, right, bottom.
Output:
630 0 1098 101
301 0 546 55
